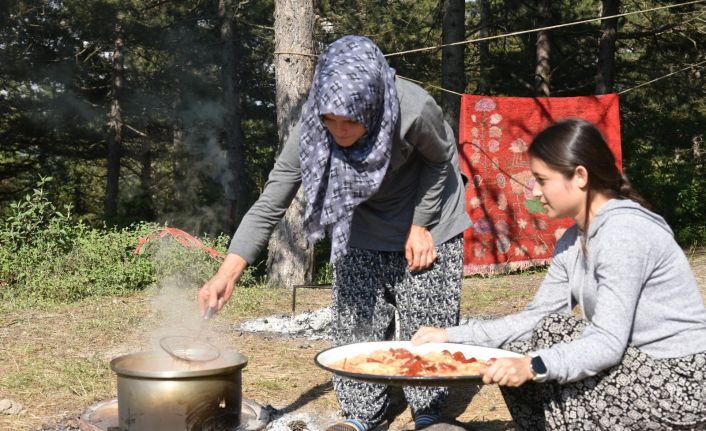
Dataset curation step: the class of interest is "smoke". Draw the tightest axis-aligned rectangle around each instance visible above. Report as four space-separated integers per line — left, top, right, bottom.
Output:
149 276 203 346
139 238 228 357
163 107 234 237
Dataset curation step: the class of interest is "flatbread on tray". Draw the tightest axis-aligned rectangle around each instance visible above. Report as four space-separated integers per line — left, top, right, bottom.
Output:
329 347 488 377
315 341 524 386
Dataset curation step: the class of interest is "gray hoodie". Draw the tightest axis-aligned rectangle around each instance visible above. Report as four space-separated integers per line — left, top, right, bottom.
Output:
447 198 706 383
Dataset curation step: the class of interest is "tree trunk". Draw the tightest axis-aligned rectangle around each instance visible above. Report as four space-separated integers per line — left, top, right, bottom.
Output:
104 16 124 220
267 0 316 288
535 0 552 97
596 0 619 94
477 0 491 95
220 0 247 234
441 0 465 141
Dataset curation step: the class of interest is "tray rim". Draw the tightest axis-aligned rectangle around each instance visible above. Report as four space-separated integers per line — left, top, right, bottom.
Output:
314 340 524 387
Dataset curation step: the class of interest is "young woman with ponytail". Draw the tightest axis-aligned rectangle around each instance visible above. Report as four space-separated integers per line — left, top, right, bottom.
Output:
412 119 706 430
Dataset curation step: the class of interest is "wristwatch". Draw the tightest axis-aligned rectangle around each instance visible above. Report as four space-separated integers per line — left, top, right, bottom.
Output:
529 355 548 382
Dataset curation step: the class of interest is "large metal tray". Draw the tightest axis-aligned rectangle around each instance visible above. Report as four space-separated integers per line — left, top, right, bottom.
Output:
314 340 523 386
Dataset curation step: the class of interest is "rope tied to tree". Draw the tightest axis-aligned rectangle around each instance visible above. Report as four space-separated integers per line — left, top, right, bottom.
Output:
272 0 706 96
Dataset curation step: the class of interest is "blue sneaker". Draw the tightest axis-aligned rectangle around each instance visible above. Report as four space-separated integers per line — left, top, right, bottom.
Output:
414 413 439 430
325 418 368 431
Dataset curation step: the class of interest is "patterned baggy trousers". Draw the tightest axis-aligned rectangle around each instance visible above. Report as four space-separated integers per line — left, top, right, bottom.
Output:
331 235 464 427
502 313 706 431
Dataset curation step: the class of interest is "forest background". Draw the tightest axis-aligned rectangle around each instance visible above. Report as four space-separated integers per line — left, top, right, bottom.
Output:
1 0 705 304
1 2 705 429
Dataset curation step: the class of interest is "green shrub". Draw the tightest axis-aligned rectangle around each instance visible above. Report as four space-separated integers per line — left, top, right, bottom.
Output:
134 231 262 289
315 262 333 284
0 178 265 310
673 177 706 247
677 225 706 249
0 205 157 306
8 224 156 303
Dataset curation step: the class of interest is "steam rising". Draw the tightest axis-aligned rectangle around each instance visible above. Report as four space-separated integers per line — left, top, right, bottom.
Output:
138 239 229 362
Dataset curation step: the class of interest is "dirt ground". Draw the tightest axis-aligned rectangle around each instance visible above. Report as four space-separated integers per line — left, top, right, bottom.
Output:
1 250 705 431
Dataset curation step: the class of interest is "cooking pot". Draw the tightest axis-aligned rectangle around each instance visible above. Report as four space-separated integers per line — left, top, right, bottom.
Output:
110 350 248 431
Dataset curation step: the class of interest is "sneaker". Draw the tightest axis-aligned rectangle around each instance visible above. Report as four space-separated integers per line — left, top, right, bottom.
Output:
414 413 439 430
325 419 367 431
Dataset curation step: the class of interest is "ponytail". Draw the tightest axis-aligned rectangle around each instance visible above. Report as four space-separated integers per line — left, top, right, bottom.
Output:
614 172 650 209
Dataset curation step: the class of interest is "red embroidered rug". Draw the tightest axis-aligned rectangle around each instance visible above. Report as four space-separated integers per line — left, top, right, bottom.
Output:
458 93 622 275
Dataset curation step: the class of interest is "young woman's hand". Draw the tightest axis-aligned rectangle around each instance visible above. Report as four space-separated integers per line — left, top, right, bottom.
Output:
405 224 437 272
410 326 449 345
481 356 534 387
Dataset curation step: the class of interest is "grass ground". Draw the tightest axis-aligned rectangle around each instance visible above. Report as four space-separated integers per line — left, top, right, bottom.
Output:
1 250 704 431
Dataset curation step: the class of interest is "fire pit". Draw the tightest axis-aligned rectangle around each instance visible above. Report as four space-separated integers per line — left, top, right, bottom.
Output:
78 350 270 431
78 398 270 431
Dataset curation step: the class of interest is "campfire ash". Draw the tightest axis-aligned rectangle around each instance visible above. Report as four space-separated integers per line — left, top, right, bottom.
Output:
237 307 479 340
238 307 334 340
266 411 343 431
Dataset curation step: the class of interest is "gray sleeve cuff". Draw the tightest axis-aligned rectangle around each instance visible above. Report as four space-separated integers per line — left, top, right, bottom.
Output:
412 209 437 227
446 325 476 344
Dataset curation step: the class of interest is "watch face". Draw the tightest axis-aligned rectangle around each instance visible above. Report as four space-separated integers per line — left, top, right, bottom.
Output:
531 356 547 375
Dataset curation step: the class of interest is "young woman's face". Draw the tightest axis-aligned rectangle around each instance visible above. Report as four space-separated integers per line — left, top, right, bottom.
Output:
530 156 585 221
321 113 366 148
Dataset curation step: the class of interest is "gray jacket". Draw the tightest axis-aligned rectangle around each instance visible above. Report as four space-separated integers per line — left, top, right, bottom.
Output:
228 79 471 262
447 198 706 383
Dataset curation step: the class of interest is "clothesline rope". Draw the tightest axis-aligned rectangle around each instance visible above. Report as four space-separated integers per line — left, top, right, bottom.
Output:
397 59 706 97
383 0 705 58
396 75 465 96
273 1 705 96
618 59 706 94
273 0 704 59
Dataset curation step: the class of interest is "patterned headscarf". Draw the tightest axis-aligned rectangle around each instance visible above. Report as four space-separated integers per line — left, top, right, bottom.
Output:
299 35 399 263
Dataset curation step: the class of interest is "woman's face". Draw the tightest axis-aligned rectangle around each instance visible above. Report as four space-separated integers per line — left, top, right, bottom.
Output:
530 156 586 222
321 114 366 148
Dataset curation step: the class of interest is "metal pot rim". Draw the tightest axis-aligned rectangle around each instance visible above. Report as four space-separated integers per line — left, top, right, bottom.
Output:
110 350 248 379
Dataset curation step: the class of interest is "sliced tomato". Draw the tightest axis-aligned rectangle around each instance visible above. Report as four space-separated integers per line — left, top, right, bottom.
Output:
402 358 419 367
452 351 467 362
390 348 414 360
438 362 457 371
402 358 424 376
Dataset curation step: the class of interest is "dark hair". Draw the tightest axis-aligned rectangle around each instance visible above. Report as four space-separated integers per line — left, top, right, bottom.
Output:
528 118 648 235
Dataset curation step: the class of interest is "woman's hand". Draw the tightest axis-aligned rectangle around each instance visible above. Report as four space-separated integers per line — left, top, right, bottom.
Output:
405 224 437 272
198 253 247 316
481 356 534 387
411 326 449 345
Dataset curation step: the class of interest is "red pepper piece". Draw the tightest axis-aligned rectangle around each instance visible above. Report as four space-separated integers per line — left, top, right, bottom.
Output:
452 351 467 362
390 348 414 360
438 362 457 371
403 359 424 376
